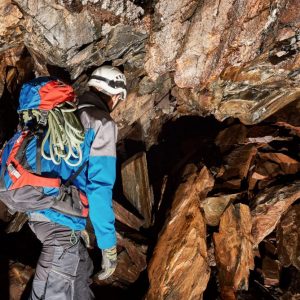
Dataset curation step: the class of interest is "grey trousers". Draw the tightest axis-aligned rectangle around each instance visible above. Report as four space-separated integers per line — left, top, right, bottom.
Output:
28 221 94 300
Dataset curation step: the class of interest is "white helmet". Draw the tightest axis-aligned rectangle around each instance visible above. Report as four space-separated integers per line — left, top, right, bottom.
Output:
88 65 127 101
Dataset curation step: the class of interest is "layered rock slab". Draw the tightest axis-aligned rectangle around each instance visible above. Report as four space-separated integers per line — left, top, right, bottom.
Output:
121 152 153 227
213 204 254 300
277 204 300 270
146 166 213 300
251 181 300 245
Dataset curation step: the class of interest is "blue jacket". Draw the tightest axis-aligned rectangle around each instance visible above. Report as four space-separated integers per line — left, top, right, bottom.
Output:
28 91 118 249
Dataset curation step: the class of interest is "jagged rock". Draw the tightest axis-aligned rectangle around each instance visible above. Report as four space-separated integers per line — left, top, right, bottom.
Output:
215 124 248 153
254 152 300 179
9 262 34 300
145 0 198 82
277 204 300 270
200 193 239 226
0 202 12 223
112 73 174 147
251 181 300 246
146 0 285 86
5 213 28 234
113 200 144 231
145 0 300 125
220 144 257 187
146 166 213 300
14 0 147 79
276 121 300 137
249 151 300 190
262 256 280 287
212 28 300 123
116 232 147 275
121 152 153 227
0 1 23 53
213 204 254 299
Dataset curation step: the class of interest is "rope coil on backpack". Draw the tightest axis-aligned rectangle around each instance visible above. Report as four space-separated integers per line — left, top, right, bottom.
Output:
21 102 85 167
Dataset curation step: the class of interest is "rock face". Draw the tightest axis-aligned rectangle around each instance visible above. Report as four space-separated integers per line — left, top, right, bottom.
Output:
14 0 146 78
1 0 300 146
0 0 23 52
251 181 300 245
213 204 254 300
146 166 213 300
121 152 153 227
277 204 300 270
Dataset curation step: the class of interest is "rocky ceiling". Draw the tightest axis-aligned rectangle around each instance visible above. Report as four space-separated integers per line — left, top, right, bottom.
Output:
1 0 300 148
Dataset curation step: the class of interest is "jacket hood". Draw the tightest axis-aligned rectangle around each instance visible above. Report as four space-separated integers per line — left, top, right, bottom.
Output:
78 90 110 113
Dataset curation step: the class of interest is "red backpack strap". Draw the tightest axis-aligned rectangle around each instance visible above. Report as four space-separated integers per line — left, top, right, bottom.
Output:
5 131 61 189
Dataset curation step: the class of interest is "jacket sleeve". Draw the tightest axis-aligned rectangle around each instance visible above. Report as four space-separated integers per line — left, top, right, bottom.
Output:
86 117 117 249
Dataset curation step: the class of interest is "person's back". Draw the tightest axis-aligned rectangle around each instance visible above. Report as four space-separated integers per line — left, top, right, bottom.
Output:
28 66 126 299
0 66 127 299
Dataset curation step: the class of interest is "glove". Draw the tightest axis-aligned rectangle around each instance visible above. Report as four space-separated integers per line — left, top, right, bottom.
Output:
97 246 117 280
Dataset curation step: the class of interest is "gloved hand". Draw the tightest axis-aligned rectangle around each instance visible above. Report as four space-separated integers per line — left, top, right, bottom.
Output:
97 246 117 280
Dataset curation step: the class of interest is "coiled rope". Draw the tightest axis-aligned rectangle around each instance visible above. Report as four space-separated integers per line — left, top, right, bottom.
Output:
21 102 85 167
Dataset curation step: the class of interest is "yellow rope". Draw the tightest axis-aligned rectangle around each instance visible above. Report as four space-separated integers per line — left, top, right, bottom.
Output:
22 102 85 167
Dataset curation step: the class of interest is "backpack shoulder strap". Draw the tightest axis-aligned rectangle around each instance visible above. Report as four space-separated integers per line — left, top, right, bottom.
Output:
35 128 44 175
64 161 88 187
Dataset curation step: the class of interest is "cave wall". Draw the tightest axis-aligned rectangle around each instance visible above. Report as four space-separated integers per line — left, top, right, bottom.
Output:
1 0 300 146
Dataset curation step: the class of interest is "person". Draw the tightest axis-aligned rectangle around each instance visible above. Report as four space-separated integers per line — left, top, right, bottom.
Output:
27 65 127 299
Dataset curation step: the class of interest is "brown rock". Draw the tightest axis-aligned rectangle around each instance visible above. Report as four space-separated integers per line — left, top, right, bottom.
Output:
249 152 300 190
9 262 34 300
251 181 300 245
213 48 300 124
6 212 28 233
0 201 13 223
276 121 300 137
213 204 254 299
215 124 248 153
277 204 300 270
221 144 257 184
258 152 300 175
113 200 144 231
200 193 239 226
117 232 147 274
144 0 198 81
261 256 280 287
121 152 153 227
0 1 23 52
220 178 243 190
248 171 268 191
146 167 213 300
